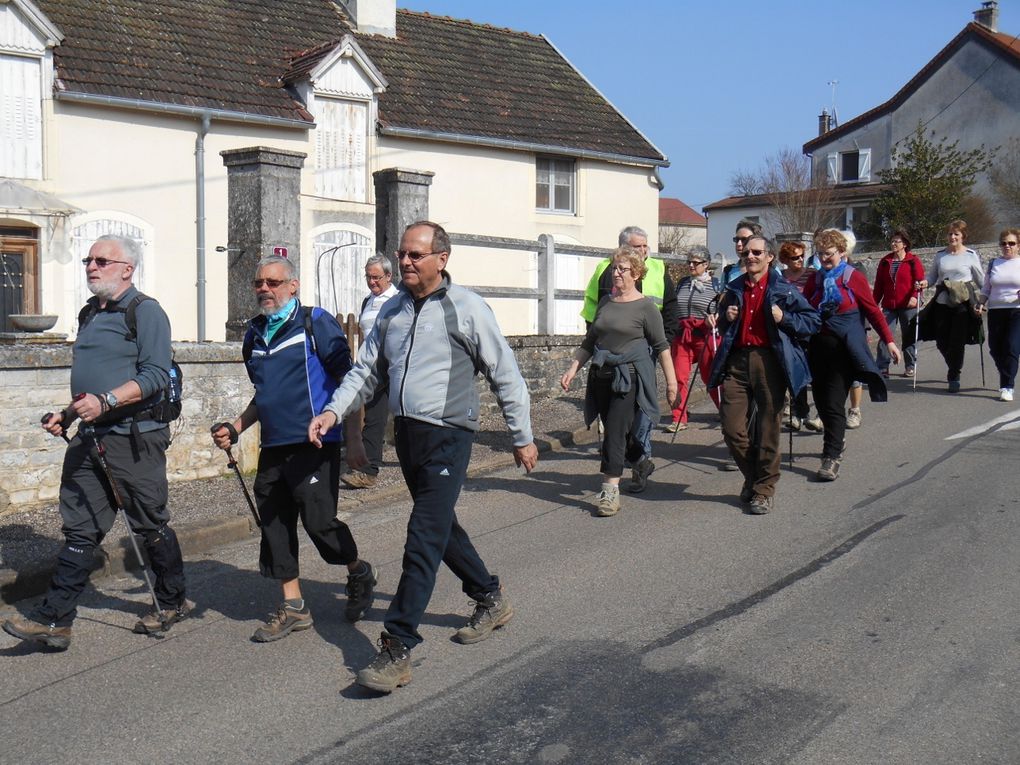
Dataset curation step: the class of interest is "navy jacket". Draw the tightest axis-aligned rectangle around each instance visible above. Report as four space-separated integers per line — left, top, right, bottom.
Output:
708 270 820 396
243 302 352 447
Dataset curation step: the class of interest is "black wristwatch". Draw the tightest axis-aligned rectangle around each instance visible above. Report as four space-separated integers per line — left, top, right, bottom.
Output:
101 391 118 411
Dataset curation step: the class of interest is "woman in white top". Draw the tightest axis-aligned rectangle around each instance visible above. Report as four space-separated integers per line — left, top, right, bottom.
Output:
975 228 1020 401
919 219 985 392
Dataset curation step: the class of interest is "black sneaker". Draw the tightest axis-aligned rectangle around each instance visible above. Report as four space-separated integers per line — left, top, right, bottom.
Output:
357 633 412 693
345 563 378 622
626 459 655 493
816 457 841 482
453 588 514 644
748 494 773 514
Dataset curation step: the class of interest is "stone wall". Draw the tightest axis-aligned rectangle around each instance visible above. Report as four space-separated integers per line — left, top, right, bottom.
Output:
0 334 582 516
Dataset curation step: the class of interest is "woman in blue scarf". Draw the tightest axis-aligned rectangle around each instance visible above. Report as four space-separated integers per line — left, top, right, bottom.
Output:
803 230 901 482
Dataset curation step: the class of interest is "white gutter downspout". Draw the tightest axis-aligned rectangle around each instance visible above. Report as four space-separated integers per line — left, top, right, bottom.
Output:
196 113 210 341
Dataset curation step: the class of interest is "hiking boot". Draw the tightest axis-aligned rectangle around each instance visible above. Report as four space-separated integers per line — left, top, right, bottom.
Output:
453 588 514 644
739 484 755 504
251 602 313 643
748 494 773 514
341 470 377 490
786 416 802 432
133 599 193 634
816 457 841 482
357 633 412 693
345 563 378 622
663 421 687 433
2 617 72 650
803 416 824 432
845 408 862 429
594 486 620 517
626 459 655 493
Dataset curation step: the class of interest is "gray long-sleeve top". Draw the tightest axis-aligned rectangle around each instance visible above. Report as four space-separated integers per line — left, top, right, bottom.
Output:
926 249 985 306
580 296 668 356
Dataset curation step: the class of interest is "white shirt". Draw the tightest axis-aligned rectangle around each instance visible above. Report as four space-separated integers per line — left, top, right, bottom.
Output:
358 283 399 336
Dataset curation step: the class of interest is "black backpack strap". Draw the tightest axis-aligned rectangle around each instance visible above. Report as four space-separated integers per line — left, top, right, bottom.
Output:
122 293 154 341
302 305 319 358
77 297 100 331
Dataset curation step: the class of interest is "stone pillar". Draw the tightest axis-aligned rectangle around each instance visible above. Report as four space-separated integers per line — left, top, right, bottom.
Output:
220 147 306 340
373 168 435 260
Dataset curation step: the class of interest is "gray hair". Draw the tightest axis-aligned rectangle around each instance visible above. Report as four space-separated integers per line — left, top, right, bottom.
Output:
735 219 764 237
618 226 648 246
94 234 142 266
364 253 392 276
256 255 297 279
746 235 777 255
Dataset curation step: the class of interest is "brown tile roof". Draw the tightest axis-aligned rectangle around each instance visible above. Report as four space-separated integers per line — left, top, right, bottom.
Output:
35 1 666 162
703 183 893 212
659 197 706 227
803 22 1020 154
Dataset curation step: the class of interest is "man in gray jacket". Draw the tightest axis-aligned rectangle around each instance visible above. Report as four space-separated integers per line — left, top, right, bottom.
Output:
309 221 538 693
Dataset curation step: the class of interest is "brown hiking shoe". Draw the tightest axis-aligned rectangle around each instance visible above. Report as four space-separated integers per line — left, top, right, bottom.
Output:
341 470 377 490
3 617 72 650
453 588 514 644
357 633 412 693
251 603 313 643
133 600 194 635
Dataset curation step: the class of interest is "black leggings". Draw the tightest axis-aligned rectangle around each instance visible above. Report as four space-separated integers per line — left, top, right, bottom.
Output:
590 369 640 477
808 334 855 459
931 302 970 381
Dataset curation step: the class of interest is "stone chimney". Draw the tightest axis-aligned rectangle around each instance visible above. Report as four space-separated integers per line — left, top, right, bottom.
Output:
973 1 999 31
818 109 832 137
345 0 397 37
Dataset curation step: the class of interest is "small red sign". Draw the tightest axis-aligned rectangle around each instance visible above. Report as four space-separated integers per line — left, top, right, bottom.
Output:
273 246 288 258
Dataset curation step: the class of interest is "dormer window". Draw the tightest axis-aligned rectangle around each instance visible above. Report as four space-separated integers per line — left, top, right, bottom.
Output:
826 148 871 184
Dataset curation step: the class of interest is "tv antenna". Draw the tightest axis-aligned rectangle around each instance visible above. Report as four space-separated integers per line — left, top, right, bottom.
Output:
827 79 839 127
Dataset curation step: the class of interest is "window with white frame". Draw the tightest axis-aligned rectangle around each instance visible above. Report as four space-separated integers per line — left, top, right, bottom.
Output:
312 228 373 319
826 148 871 184
315 97 369 202
70 217 150 313
0 53 43 179
536 157 575 213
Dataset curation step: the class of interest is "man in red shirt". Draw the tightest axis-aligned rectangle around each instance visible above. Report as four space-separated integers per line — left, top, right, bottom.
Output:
708 237 820 514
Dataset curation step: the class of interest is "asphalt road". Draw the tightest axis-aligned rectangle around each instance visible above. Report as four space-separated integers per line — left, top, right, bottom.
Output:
2 353 1018 764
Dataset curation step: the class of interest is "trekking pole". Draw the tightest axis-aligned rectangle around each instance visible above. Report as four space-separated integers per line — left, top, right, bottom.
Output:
211 423 261 527
980 338 987 388
913 290 922 392
671 362 700 445
80 422 168 633
788 404 794 469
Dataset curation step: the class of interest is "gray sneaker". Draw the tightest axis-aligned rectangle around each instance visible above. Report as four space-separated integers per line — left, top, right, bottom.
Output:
453 588 514 644
816 457 841 482
845 408 862 429
345 563 378 622
594 486 620 517
748 494 773 514
357 632 412 693
626 459 655 493
803 416 824 432
252 603 313 643
133 599 193 635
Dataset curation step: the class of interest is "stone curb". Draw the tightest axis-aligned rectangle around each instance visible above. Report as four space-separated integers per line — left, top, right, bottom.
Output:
0 424 601 608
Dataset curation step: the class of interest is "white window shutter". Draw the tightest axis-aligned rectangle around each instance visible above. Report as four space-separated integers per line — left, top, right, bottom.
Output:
0 54 43 179
858 149 871 182
315 98 367 201
826 153 838 183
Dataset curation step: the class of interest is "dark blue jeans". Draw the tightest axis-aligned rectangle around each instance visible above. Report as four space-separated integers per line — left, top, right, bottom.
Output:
386 418 499 650
988 308 1020 388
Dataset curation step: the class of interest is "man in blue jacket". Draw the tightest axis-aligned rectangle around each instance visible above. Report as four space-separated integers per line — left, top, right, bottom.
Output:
211 255 376 643
708 236 820 514
309 221 538 693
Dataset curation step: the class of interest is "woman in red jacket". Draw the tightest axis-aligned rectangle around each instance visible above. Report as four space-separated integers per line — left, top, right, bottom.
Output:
872 230 925 377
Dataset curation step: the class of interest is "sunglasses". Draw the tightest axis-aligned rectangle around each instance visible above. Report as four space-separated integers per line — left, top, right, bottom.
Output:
81 256 128 268
732 236 750 244
252 278 289 288
689 261 707 267
1000 241 1019 247
396 249 444 263
746 248 766 257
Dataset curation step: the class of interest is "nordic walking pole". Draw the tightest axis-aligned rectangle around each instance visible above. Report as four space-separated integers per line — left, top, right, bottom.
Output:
211 423 261 527
912 289 923 392
671 361 700 445
81 422 168 633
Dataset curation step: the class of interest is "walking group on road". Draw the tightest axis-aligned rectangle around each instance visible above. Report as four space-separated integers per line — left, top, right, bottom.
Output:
5 216 1019 696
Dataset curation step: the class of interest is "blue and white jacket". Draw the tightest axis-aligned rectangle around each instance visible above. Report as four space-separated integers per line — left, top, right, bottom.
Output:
324 273 534 447
243 302 352 448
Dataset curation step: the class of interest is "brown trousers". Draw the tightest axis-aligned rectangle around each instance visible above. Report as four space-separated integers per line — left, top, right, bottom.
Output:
719 347 788 497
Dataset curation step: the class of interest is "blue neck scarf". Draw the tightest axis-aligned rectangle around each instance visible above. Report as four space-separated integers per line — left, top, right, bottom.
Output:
821 260 848 311
264 298 297 343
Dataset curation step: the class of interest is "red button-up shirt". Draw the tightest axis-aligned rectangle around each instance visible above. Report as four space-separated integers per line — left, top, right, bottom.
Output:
736 276 770 348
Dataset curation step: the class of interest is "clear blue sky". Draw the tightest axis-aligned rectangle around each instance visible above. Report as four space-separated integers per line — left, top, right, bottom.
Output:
399 0 1016 212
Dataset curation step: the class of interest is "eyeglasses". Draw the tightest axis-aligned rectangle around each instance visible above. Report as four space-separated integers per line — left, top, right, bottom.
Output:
612 265 633 274
396 250 444 263
732 236 750 244
1000 241 1019 247
81 257 129 268
746 248 766 257
252 278 289 288
689 261 707 267
366 274 388 282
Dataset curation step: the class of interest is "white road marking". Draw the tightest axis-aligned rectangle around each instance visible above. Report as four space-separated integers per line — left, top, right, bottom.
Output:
945 409 1020 440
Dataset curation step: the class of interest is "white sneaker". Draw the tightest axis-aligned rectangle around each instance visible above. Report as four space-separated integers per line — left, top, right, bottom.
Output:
999 388 1014 402
846 408 862 429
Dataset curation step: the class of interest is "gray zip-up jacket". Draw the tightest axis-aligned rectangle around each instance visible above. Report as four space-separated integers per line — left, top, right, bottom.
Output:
324 273 534 447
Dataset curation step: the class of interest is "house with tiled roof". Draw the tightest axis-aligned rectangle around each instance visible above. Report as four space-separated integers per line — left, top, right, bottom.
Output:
0 0 667 338
704 1 1018 257
657 197 706 256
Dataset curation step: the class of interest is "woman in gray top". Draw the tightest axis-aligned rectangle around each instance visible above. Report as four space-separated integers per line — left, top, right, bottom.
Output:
919 219 985 392
561 247 679 517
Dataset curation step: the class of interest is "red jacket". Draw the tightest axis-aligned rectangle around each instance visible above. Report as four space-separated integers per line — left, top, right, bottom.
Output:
803 265 895 345
873 252 924 310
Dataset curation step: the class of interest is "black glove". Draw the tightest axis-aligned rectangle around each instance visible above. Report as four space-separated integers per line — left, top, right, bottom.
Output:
211 421 239 445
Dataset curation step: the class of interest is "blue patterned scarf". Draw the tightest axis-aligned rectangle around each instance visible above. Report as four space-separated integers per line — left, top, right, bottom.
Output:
821 260 849 313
